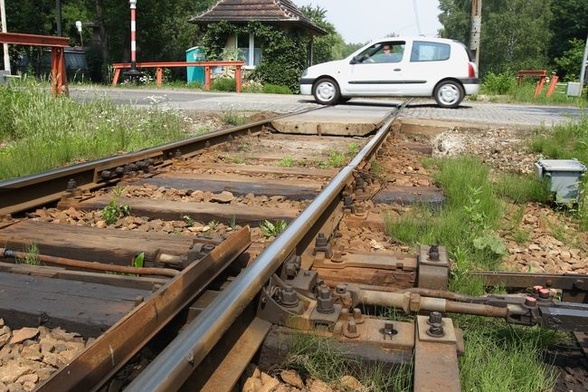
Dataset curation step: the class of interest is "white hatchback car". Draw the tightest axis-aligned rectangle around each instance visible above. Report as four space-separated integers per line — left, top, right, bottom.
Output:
300 37 480 108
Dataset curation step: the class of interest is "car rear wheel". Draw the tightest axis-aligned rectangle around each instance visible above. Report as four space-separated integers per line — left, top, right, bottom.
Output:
434 80 464 108
313 78 340 105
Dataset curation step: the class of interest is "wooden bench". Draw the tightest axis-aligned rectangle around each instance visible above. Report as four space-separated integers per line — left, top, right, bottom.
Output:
0 32 70 96
517 69 547 85
517 70 552 98
111 61 245 92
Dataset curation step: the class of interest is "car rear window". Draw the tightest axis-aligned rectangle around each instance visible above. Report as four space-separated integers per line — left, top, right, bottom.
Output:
410 41 451 62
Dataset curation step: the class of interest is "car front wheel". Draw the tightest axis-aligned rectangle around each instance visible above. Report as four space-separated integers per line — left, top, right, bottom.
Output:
434 80 464 108
313 78 340 105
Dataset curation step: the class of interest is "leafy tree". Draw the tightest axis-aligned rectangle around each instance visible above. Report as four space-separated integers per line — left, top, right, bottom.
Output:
554 38 586 81
299 5 345 63
549 0 588 62
481 0 552 76
438 0 552 77
438 0 471 44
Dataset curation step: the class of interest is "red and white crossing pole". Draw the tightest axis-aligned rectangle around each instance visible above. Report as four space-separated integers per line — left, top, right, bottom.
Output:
128 0 139 75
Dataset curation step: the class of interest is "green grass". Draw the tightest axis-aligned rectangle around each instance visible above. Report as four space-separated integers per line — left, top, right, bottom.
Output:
282 333 412 391
19 243 41 266
480 74 588 106
458 323 560 392
278 156 296 167
259 219 287 238
0 79 186 180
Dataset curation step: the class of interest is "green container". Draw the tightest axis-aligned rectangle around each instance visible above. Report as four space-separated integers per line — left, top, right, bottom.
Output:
186 46 205 84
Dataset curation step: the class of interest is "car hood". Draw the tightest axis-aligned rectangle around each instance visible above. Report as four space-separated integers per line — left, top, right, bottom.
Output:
305 59 348 76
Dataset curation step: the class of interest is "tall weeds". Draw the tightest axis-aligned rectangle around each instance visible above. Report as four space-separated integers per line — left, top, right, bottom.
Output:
0 80 186 180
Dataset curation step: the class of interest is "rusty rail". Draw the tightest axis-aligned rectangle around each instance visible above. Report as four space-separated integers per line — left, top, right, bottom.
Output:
36 226 252 392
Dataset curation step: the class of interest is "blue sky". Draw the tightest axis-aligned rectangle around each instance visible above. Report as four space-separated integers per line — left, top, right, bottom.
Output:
291 0 443 44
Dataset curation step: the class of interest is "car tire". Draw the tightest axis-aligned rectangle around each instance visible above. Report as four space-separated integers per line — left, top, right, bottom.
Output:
434 80 464 108
313 78 340 105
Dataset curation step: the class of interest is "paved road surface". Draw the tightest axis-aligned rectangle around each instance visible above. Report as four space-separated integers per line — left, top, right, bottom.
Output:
70 87 585 128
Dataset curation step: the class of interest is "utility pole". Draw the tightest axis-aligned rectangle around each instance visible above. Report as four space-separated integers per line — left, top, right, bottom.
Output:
0 0 10 73
580 33 588 97
470 0 482 68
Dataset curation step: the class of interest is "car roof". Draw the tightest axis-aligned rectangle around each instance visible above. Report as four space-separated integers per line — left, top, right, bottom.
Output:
370 36 456 44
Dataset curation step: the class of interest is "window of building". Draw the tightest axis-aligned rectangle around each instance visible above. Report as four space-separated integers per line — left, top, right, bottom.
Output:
237 33 262 68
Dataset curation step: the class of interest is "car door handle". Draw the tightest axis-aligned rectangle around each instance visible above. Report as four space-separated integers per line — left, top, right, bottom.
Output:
393 68 401 72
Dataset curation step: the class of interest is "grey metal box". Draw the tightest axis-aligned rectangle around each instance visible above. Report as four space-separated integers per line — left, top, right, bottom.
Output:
567 82 582 97
535 159 586 203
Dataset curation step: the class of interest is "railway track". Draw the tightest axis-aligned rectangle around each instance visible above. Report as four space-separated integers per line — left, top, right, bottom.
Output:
1 103 587 391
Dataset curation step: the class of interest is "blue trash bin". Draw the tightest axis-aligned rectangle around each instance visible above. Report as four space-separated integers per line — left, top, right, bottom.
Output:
186 46 205 84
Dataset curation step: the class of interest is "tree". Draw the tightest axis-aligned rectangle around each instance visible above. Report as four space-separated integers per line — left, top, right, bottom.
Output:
481 0 552 76
299 5 345 63
438 0 471 44
437 0 552 77
549 0 588 78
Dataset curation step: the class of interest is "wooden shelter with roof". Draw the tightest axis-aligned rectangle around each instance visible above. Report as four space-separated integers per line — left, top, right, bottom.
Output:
189 0 327 68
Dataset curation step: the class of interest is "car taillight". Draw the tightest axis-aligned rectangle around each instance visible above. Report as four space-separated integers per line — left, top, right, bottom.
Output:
468 63 476 78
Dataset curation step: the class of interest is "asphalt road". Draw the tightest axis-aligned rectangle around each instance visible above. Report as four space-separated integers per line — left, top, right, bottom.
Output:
70 86 585 128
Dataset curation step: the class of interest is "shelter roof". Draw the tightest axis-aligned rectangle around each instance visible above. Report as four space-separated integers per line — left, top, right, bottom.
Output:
189 0 327 35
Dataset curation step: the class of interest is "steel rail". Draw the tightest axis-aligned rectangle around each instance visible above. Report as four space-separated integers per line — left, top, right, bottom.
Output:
124 107 403 392
0 108 320 217
36 226 252 392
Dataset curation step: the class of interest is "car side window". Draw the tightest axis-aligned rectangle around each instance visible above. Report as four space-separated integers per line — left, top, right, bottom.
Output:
410 41 451 62
353 42 405 64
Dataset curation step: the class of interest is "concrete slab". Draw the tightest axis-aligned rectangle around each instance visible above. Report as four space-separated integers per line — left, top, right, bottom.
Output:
271 105 394 136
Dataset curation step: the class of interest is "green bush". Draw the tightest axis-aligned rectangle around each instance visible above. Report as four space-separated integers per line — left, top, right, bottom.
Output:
482 72 517 95
262 84 292 94
211 77 236 92
241 81 264 93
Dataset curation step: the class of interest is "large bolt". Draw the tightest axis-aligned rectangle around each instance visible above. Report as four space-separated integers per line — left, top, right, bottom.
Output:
427 323 445 337
538 288 551 300
524 296 537 307
428 245 440 261
380 322 397 339
352 308 364 324
426 311 445 337
427 311 443 325
344 320 359 339
315 233 328 247
280 285 299 308
66 179 77 192
340 308 349 321
533 285 543 294
316 286 335 314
